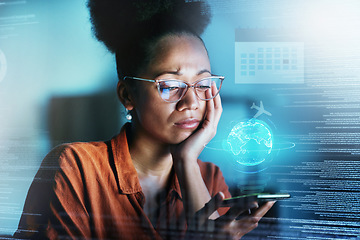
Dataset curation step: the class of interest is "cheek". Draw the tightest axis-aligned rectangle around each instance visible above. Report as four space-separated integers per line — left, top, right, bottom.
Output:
134 89 173 123
132 84 155 107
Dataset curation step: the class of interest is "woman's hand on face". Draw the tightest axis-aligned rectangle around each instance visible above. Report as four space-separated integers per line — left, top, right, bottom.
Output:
171 84 222 163
185 192 276 240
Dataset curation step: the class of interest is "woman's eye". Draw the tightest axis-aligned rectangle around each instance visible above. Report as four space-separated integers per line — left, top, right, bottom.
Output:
164 86 178 91
196 81 211 91
161 84 179 90
159 81 183 91
197 85 210 89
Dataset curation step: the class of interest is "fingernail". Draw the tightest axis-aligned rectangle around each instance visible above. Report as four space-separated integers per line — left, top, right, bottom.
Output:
218 192 225 199
215 192 224 206
249 202 259 209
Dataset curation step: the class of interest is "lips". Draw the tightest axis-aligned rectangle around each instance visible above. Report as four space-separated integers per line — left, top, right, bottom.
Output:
174 118 200 129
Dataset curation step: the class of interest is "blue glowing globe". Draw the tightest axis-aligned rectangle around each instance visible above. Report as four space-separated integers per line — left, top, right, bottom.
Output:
224 119 273 166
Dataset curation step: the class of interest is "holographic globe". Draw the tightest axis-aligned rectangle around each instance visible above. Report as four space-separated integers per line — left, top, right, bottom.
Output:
224 119 273 166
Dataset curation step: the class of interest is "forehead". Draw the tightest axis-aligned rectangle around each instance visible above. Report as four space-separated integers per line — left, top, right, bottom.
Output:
142 34 211 77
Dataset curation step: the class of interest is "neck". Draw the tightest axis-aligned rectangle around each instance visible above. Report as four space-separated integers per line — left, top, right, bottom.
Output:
126 123 173 178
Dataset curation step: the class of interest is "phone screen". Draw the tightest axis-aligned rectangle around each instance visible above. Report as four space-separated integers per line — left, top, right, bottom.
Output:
221 193 290 207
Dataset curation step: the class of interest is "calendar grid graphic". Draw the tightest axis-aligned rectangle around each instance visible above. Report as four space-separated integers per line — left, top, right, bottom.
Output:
235 29 304 84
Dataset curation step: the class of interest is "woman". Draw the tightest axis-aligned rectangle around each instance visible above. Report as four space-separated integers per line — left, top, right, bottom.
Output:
14 0 274 239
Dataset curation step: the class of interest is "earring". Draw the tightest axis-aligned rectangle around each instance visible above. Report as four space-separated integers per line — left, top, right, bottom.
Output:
125 109 132 121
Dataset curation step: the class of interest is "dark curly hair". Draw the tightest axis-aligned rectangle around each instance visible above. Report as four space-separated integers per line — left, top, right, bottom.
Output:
87 0 211 79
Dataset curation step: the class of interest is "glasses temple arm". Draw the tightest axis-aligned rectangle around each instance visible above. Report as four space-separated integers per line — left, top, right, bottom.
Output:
123 76 156 83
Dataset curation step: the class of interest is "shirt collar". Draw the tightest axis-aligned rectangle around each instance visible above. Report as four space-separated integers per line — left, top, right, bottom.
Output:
168 167 182 200
111 123 142 194
111 123 182 199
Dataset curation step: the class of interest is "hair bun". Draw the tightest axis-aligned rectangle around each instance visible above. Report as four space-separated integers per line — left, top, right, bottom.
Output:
88 0 211 53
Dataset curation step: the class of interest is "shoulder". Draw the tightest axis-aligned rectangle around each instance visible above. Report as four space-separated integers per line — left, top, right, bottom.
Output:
47 140 108 162
38 140 111 179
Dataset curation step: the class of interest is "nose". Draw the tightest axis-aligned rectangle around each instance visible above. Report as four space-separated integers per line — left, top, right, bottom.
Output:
176 86 200 111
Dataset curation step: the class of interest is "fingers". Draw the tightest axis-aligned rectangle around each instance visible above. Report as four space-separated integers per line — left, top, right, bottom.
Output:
211 83 222 125
215 201 275 239
191 192 224 226
187 199 275 240
233 201 276 237
217 201 258 223
231 216 261 238
252 201 276 218
204 83 222 129
205 86 215 121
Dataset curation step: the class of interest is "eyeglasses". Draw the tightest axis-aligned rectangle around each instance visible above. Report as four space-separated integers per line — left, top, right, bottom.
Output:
123 76 224 103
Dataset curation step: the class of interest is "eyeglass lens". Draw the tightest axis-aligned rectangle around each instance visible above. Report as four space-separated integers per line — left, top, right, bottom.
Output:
158 77 222 102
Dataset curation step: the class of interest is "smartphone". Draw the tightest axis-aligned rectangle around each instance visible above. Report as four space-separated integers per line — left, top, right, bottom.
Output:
221 193 291 207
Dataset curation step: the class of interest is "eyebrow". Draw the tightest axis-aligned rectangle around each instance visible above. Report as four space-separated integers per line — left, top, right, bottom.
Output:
198 69 212 75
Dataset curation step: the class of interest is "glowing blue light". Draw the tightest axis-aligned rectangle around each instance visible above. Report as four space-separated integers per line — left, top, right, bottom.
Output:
224 118 273 166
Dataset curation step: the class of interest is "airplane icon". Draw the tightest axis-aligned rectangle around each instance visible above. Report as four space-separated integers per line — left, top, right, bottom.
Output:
251 101 272 118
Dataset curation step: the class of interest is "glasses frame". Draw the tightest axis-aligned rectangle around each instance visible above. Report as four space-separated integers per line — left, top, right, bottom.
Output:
123 75 224 103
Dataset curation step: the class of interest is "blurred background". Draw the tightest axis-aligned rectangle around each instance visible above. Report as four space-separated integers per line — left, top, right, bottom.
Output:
1 0 360 238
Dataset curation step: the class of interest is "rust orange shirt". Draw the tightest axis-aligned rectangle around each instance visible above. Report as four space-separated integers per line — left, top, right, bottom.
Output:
14 124 231 239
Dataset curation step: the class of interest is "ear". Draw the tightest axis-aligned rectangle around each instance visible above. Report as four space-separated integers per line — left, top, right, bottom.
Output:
117 81 134 111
